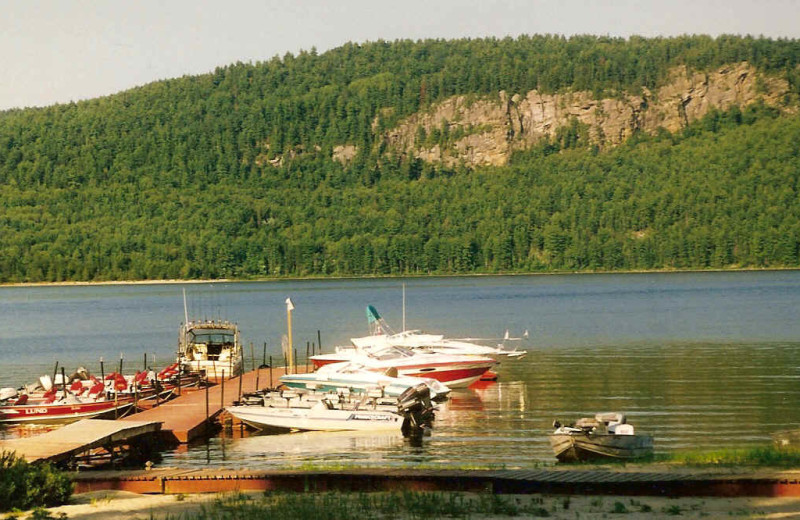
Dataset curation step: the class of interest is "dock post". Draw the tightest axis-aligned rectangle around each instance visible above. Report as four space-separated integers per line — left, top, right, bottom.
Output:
237 369 243 402
220 370 225 412
250 342 255 374
255 367 260 392
205 378 210 429
269 356 273 388
306 342 310 373
294 349 297 375
143 353 147 371
177 371 181 397
317 330 322 353
262 342 267 367
100 358 104 383
60 367 67 400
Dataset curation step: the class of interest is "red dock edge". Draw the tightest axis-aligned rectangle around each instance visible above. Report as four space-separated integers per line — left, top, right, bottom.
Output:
72 468 800 497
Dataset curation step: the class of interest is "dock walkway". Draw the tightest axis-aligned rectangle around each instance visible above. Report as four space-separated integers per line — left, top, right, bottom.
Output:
121 365 299 443
0 419 160 463
71 467 800 497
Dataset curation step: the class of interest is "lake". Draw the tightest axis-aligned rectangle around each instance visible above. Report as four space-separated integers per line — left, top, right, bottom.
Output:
1 271 799 467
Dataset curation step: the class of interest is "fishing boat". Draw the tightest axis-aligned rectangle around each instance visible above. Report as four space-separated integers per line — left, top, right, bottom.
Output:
178 319 243 383
279 361 451 401
226 383 436 438
0 386 136 424
310 345 495 388
0 364 199 424
549 413 654 462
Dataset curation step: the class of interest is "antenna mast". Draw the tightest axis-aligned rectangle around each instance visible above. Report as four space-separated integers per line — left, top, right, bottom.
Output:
183 288 189 324
402 283 406 332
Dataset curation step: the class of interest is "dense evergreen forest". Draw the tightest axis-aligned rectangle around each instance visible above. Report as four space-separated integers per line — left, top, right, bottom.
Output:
1 35 799 282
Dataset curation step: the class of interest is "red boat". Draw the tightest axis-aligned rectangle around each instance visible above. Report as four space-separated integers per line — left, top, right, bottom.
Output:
0 396 135 424
0 364 200 424
309 345 495 388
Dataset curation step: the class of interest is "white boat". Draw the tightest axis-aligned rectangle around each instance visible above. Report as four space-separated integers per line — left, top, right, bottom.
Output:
227 383 436 437
349 305 527 359
279 361 451 401
177 319 243 383
310 345 495 388
227 401 405 432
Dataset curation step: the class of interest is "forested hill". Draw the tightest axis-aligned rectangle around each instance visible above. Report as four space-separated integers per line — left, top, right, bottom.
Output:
1 35 800 283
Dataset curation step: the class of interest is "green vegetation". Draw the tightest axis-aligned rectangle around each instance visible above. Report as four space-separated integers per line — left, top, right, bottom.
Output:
657 446 800 467
1 35 800 282
559 445 800 468
0 451 72 512
163 491 554 519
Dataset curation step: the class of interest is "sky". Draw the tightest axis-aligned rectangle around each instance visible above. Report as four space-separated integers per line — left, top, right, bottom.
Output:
2 0 800 111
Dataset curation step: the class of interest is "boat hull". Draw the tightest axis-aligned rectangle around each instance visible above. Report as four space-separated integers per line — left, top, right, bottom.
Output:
226 405 404 432
309 358 492 388
180 358 243 383
0 400 135 425
549 433 654 462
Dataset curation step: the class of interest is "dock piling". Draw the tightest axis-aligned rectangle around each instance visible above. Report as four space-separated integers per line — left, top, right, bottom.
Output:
205 378 209 428
220 370 225 412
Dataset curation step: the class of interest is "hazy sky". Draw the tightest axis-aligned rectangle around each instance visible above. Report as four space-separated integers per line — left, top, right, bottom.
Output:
2 0 799 111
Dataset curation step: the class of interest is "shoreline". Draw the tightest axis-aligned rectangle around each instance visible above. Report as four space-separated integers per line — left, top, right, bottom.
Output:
2 266 798 289
29 489 800 520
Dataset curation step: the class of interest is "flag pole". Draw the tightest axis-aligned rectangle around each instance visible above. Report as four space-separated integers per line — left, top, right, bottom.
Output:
286 298 295 374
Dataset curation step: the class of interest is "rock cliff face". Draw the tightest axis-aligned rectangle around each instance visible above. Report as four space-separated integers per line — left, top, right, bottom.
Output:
369 62 793 168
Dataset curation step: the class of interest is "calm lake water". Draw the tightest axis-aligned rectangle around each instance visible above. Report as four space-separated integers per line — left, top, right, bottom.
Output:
2 271 800 467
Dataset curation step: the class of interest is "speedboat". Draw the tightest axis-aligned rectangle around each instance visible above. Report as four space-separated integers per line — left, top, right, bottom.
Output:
347 305 527 359
549 412 654 462
279 361 451 401
310 345 495 388
226 383 436 438
177 319 243 383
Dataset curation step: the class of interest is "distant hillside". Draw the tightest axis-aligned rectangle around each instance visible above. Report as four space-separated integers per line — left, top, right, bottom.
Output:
1 35 799 282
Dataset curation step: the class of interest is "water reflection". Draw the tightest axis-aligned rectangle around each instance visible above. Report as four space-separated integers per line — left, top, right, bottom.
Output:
3 273 800 468
156 341 800 469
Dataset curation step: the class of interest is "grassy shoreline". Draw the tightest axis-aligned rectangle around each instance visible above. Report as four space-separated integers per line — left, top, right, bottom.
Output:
2 266 799 289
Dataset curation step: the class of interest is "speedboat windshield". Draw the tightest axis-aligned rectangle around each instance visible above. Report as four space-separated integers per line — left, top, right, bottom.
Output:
366 345 415 360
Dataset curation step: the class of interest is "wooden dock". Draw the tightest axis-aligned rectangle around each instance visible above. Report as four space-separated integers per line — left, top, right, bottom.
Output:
121 365 304 444
70 467 800 497
0 419 160 464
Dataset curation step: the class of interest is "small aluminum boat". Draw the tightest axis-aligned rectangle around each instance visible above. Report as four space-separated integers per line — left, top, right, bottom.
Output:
549 413 654 462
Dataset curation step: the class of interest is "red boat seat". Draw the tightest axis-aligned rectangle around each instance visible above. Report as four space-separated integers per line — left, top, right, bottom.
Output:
14 394 28 405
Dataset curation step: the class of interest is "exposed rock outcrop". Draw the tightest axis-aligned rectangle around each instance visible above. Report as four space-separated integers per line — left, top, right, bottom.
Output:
373 62 793 168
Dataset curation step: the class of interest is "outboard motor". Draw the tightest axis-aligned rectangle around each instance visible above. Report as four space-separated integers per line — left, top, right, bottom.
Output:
397 383 436 440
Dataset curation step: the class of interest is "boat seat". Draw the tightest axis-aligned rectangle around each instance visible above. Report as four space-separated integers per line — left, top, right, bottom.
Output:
613 424 635 435
596 412 626 425
14 394 28 405
575 418 600 429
